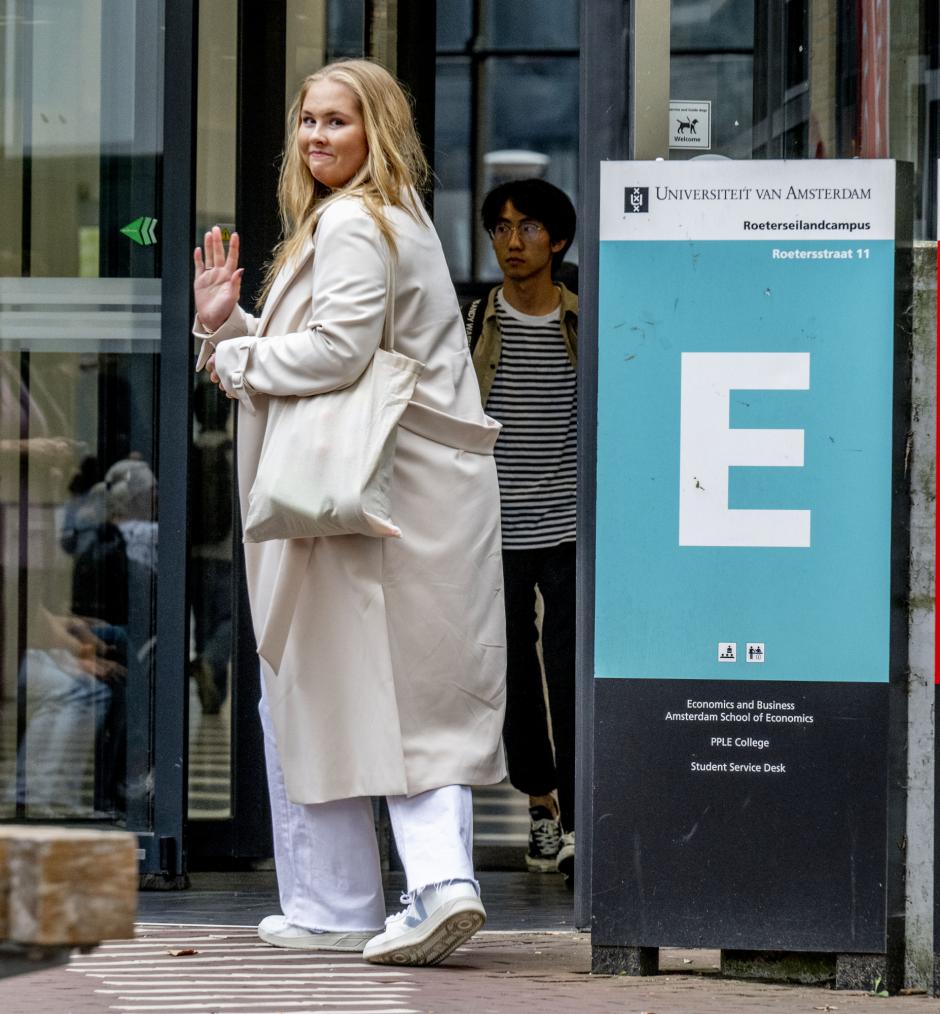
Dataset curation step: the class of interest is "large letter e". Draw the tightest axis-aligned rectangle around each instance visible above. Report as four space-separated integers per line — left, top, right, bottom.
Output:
679 352 810 548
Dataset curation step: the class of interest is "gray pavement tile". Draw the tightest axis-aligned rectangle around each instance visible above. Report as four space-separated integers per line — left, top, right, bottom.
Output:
1 927 935 1014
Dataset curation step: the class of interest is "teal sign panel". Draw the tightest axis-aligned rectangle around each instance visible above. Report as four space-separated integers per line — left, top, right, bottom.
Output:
594 161 899 682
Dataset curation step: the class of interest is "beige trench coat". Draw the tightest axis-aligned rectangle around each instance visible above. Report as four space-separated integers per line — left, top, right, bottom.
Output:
198 197 507 805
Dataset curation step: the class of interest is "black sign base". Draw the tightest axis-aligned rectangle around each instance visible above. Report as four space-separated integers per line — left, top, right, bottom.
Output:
593 678 892 954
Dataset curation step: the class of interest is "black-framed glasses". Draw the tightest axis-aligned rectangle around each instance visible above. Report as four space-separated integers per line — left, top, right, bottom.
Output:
489 221 545 243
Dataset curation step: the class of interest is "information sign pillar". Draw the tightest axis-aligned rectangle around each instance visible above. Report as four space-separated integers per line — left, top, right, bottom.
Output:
592 160 912 987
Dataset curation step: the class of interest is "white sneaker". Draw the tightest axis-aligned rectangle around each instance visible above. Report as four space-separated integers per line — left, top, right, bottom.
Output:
258 915 376 951
363 882 486 966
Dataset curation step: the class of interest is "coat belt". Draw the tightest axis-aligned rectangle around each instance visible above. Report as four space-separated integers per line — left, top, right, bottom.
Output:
399 400 500 454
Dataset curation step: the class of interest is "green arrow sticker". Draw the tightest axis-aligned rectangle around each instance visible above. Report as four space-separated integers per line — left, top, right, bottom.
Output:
120 216 158 246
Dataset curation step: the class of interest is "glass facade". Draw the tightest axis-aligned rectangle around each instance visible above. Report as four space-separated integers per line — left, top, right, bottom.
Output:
437 0 938 288
0 0 163 825
434 0 580 286
670 0 939 235
671 0 755 158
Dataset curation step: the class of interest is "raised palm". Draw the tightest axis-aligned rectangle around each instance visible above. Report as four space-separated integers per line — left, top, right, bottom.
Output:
193 227 244 331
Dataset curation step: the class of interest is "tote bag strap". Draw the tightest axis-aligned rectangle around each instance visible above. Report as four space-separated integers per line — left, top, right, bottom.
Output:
380 248 397 354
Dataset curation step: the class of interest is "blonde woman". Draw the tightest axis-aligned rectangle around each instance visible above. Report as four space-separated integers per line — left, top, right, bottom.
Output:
192 60 506 966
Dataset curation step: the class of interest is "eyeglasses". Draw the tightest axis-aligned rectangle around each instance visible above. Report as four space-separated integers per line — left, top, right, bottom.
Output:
489 221 545 243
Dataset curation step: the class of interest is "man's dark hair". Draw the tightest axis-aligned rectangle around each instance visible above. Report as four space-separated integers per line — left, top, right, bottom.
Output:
481 178 576 272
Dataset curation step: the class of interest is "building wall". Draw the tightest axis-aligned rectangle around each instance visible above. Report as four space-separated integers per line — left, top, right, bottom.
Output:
907 242 937 988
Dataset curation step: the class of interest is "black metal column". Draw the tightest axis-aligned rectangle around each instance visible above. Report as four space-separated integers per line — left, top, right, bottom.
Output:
150 0 198 881
227 0 288 858
394 0 437 191
235 0 287 309
575 0 631 932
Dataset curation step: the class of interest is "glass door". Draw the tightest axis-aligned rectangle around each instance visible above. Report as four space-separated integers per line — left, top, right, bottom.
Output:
187 0 370 865
0 0 193 875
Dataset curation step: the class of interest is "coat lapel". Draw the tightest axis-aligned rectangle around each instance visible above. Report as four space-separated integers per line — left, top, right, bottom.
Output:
256 238 315 335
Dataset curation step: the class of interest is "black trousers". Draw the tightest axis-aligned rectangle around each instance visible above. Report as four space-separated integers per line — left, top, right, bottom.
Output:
501 540 576 832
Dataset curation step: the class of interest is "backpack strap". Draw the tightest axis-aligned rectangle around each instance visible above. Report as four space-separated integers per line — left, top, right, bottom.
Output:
461 296 486 355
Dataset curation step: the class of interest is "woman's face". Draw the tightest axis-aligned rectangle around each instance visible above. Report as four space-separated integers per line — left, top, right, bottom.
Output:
298 78 369 190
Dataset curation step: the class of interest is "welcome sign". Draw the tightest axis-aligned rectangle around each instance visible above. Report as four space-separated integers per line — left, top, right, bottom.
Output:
591 160 911 964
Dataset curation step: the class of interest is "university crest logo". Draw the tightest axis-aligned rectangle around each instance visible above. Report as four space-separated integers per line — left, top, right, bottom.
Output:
624 186 649 213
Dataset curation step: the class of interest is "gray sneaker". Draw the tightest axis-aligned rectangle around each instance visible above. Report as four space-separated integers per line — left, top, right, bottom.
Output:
258 915 376 951
526 805 562 872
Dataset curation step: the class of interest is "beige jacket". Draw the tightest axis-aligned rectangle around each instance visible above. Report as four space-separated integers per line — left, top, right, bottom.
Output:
198 197 507 805
471 283 579 404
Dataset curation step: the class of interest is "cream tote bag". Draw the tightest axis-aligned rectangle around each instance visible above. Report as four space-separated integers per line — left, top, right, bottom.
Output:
243 254 424 542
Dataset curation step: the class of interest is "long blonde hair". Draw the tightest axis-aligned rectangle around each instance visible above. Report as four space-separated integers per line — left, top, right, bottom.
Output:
259 59 430 305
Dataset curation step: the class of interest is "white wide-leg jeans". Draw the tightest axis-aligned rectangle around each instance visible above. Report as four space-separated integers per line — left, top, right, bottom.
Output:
260 686 477 933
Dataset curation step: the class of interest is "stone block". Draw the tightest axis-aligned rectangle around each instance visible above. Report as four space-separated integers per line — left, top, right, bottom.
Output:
1 826 137 946
721 949 836 985
835 952 887 991
592 944 659 975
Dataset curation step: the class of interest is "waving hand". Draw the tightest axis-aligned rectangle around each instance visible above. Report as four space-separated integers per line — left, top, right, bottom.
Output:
193 227 244 332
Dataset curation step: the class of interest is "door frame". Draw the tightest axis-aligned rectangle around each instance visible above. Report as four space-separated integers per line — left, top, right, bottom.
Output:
144 0 199 880
185 0 288 865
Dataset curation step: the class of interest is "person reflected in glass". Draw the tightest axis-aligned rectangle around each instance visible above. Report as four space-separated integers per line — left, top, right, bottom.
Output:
192 59 506 966
60 457 131 817
0 355 127 819
188 379 233 716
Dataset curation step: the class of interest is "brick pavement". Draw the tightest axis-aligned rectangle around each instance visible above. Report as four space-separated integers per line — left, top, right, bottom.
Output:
0 926 934 1014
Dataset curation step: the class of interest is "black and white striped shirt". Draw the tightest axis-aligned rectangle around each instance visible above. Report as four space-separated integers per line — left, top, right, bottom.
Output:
486 290 577 550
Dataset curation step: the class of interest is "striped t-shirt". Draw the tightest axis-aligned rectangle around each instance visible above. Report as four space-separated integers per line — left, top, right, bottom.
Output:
486 290 577 550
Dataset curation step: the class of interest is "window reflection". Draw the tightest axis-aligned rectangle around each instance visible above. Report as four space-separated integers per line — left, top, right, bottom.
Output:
326 0 365 59
435 1 580 285
437 0 473 50
0 349 158 822
0 1 162 825
483 58 579 180
186 374 234 821
671 0 755 158
435 59 473 281
483 1 577 50
670 0 937 234
672 54 754 157
672 0 754 49
480 57 579 279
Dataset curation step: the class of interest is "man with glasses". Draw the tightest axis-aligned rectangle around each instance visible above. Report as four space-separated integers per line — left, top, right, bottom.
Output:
463 179 578 881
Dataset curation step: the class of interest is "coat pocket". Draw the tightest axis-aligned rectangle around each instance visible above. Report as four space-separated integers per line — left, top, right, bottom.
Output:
255 538 315 674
